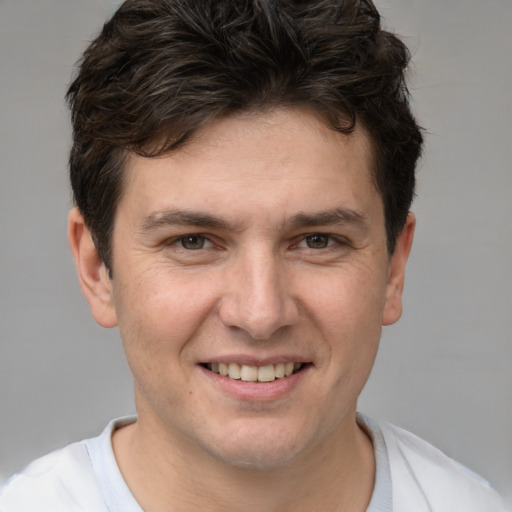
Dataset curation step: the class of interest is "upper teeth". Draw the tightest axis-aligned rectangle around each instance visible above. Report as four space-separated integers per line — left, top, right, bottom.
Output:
207 362 302 382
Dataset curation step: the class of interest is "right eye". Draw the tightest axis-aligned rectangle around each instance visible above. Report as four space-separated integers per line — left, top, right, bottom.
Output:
302 234 332 249
177 234 212 250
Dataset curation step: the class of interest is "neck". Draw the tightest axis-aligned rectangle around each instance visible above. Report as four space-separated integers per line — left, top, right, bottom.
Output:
112 411 375 512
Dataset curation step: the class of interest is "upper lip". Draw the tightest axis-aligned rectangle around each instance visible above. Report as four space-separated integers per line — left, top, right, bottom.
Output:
199 354 312 366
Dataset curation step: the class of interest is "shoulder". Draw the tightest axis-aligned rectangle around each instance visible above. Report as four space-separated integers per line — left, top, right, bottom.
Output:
380 422 510 512
0 441 106 512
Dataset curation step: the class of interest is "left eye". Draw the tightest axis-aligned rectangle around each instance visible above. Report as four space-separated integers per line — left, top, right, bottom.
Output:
178 235 211 250
298 234 334 249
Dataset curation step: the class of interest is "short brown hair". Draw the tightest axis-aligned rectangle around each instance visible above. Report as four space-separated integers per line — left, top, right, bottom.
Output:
67 0 423 271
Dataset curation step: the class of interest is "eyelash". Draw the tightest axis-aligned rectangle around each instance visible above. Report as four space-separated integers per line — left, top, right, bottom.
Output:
295 233 344 250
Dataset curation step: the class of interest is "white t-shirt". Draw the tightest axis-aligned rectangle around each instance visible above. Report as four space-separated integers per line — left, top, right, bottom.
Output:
0 414 509 511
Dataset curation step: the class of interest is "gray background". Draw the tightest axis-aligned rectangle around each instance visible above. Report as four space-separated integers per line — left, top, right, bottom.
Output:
1 0 511 501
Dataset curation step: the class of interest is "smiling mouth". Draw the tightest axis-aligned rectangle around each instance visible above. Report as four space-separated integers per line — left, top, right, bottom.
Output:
202 362 307 383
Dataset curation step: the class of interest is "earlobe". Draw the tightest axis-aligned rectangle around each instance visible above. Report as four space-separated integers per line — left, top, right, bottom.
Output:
382 213 415 326
68 207 118 328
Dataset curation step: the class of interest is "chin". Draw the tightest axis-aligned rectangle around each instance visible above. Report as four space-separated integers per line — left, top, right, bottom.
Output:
200 420 313 470
210 443 301 470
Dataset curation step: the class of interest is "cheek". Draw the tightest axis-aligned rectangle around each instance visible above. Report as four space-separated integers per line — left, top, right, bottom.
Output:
112 272 218 366
111 274 216 416
300 265 386 386
303 264 388 335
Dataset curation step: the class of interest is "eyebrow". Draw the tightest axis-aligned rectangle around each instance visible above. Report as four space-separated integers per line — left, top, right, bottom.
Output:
288 207 369 230
140 209 242 232
140 207 369 233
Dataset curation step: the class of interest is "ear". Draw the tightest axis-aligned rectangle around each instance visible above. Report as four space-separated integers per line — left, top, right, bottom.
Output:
382 212 415 326
68 207 118 328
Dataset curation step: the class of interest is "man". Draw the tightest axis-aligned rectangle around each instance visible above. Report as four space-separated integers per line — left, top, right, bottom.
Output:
0 0 508 510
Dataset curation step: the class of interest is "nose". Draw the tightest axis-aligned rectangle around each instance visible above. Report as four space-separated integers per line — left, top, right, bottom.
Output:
218 249 300 340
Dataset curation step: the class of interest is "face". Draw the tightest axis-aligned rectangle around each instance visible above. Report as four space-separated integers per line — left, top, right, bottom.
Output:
72 108 413 469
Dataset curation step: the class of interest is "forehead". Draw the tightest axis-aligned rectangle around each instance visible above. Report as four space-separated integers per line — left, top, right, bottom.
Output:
118 108 382 229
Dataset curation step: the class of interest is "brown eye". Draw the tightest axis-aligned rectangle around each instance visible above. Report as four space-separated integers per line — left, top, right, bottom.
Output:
305 234 330 249
180 235 207 250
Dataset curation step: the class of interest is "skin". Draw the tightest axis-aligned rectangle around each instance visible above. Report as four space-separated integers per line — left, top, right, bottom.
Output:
69 108 415 511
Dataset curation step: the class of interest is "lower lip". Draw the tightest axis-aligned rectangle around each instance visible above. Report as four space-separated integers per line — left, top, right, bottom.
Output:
199 365 309 402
